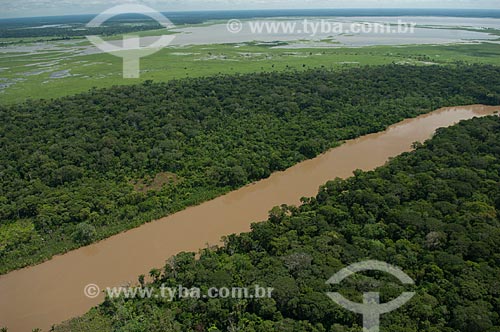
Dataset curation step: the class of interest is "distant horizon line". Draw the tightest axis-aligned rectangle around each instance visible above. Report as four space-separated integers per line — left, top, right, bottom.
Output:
2 7 500 21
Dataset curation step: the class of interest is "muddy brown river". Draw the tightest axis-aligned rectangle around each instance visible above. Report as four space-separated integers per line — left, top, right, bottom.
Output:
0 105 499 331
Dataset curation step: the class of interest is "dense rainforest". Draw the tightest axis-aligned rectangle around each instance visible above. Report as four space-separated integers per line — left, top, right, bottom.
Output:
53 115 500 332
0 23 163 39
1 64 500 273
0 18 164 39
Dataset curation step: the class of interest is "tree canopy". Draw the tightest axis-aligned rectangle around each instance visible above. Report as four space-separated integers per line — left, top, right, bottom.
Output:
53 115 500 332
1 64 500 273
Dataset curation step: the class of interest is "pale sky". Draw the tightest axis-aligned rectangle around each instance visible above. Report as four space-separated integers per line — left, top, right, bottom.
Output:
1 0 500 19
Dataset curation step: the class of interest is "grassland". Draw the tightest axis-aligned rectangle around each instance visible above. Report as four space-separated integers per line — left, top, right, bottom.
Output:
1 37 500 104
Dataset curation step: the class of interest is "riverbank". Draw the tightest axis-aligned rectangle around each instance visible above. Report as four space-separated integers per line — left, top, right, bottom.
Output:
0 105 498 332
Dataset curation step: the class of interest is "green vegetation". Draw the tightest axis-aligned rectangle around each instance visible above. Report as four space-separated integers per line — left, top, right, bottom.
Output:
1 64 500 274
2 42 500 104
0 21 164 39
52 115 500 332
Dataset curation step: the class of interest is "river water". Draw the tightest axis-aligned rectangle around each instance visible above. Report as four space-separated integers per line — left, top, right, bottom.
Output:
0 105 499 331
